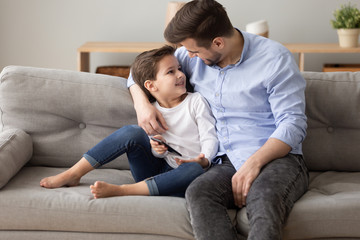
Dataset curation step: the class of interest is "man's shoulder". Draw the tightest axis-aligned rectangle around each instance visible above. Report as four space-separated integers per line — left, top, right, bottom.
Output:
242 31 289 57
175 46 188 57
175 46 197 74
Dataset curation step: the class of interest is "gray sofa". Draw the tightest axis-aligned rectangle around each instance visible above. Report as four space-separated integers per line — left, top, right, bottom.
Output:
0 65 360 240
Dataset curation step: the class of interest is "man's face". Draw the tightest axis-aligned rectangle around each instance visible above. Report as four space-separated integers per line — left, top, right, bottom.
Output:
180 38 222 66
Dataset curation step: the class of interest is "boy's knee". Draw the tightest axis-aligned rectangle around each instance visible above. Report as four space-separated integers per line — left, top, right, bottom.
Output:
118 125 147 142
122 125 144 134
129 125 147 138
186 162 205 176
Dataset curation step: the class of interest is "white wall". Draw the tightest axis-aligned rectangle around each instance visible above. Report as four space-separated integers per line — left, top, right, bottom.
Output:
1 0 359 73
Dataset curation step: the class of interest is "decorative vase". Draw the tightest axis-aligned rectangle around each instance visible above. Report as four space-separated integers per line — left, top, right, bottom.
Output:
337 29 360 48
246 20 269 38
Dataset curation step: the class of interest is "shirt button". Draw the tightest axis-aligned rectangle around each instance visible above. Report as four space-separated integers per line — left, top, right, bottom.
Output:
79 123 86 129
221 71 225 75
215 93 220 97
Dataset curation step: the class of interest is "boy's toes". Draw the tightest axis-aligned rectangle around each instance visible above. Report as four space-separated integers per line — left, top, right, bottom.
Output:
40 178 50 188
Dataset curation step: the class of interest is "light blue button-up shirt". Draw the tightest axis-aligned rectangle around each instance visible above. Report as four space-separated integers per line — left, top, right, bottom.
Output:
128 30 307 170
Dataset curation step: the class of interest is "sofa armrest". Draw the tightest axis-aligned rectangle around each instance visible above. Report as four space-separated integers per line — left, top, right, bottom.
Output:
0 129 33 189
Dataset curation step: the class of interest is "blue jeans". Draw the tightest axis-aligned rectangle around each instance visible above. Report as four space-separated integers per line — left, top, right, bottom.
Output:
83 125 204 197
185 154 309 240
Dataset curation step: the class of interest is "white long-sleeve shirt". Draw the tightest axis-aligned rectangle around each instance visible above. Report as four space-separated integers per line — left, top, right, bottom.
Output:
151 92 218 169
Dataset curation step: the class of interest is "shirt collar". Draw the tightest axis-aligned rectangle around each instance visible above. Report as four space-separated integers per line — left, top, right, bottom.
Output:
212 28 248 70
235 28 248 66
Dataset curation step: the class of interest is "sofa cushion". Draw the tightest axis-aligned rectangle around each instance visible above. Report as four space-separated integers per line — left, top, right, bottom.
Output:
0 166 195 239
302 71 360 171
283 171 360 239
237 171 360 239
0 66 137 169
0 129 32 188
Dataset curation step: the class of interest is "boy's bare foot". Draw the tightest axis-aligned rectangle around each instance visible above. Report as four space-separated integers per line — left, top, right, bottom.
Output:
40 157 94 189
40 171 80 189
90 181 123 199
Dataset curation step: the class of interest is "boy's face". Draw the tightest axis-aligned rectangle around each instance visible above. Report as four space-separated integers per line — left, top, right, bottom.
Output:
153 55 187 100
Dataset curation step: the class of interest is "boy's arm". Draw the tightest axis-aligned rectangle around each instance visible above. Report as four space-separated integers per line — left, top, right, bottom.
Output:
128 84 168 135
194 94 219 163
175 94 219 168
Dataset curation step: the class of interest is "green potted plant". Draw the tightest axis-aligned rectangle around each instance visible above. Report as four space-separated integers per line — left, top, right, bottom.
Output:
331 3 360 48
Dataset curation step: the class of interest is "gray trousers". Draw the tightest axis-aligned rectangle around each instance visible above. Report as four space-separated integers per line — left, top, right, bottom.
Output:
185 154 309 240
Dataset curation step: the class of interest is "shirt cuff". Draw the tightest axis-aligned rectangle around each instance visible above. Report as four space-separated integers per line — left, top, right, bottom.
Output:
126 72 136 88
270 122 306 150
151 148 168 158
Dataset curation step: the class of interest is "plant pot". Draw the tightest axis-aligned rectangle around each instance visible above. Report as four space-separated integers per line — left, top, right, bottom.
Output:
337 29 360 48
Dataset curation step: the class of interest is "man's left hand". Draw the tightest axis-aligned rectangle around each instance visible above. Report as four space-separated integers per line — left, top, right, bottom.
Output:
231 160 261 207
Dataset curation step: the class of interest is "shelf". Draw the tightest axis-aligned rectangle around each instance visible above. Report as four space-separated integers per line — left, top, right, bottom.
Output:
78 42 360 72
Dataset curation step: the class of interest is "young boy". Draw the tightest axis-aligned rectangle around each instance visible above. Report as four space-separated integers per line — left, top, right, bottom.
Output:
40 45 218 198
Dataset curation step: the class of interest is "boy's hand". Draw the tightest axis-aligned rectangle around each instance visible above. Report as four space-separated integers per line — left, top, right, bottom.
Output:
175 153 209 168
150 135 168 155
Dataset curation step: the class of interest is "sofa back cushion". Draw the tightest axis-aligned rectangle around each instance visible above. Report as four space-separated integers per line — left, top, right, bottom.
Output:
302 71 360 171
0 66 137 169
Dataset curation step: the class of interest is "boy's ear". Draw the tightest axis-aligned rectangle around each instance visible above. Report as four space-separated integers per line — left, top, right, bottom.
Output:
144 80 157 92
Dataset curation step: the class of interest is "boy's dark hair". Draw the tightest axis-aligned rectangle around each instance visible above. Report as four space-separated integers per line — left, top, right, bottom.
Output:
164 0 234 48
131 45 176 102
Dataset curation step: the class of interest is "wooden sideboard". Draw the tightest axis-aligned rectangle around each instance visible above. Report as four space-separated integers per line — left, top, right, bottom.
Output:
285 43 360 71
78 42 360 72
77 42 164 72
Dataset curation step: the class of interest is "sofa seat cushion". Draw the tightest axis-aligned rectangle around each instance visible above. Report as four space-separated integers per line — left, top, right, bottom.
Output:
284 171 360 239
0 167 195 239
236 171 360 239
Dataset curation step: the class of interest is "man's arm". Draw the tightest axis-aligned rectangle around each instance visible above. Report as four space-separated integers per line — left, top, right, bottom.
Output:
129 84 168 135
232 51 306 208
231 138 291 207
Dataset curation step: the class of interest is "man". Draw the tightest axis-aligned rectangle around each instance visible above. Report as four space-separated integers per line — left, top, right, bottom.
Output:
127 0 309 239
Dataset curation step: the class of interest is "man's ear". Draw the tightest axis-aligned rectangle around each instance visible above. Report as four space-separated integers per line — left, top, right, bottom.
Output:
144 80 157 92
212 37 225 49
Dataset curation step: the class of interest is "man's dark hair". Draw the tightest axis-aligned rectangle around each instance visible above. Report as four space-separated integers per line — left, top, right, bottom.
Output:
164 0 234 48
131 45 176 102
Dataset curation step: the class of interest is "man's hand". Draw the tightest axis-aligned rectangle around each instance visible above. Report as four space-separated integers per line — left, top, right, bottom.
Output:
175 153 209 168
231 160 261 207
231 138 292 207
129 84 168 135
136 102 168 135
